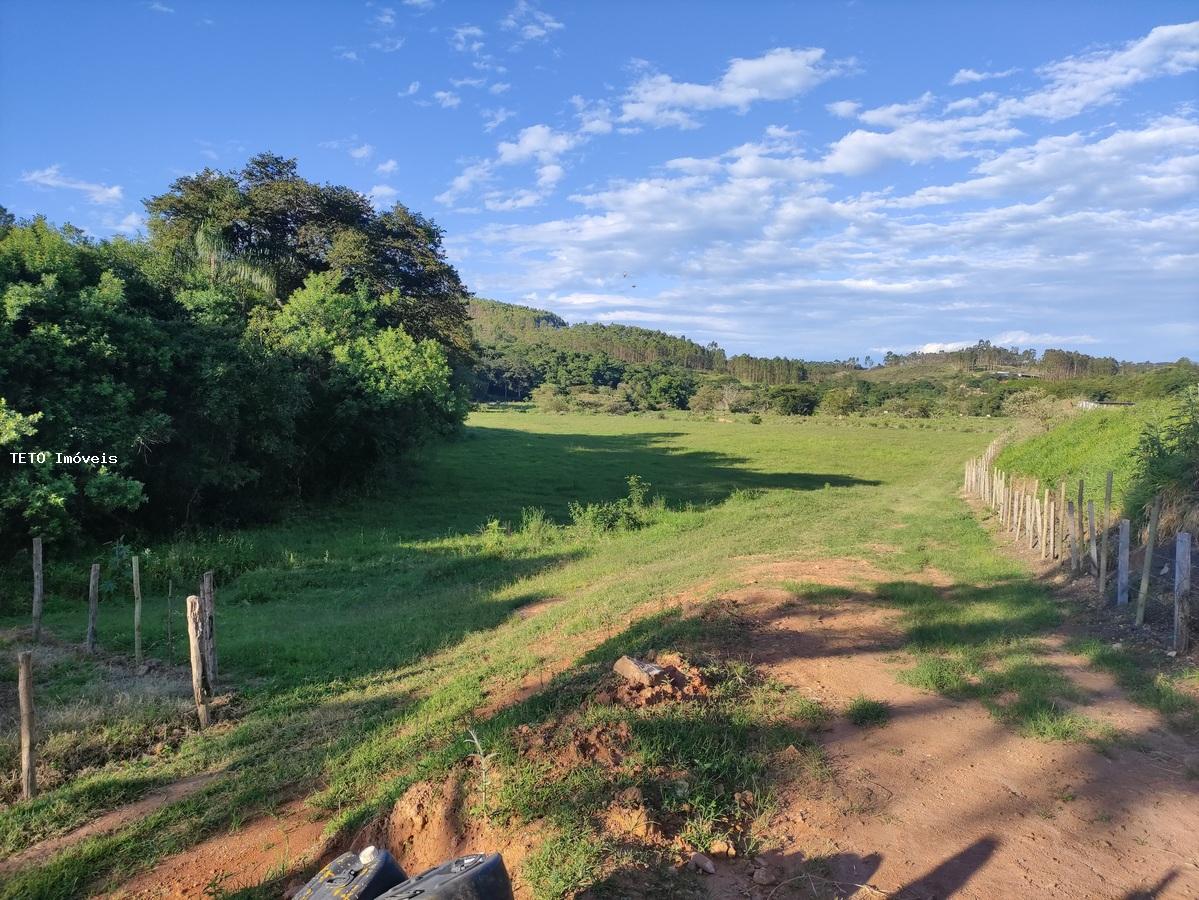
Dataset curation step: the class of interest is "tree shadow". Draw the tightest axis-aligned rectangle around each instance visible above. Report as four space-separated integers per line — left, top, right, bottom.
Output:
397 425 881 537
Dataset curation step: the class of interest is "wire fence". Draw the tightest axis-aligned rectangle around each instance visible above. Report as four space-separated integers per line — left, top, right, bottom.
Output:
963 453 1192 655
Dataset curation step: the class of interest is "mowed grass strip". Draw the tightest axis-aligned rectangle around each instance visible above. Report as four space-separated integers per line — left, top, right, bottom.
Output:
2 411 1018 898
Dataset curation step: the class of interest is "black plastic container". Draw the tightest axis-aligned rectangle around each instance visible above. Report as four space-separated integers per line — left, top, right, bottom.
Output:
294 847 408 900
378 853 513 900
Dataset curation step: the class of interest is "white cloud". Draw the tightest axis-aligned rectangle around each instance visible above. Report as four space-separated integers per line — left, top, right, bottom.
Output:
403 0 434 7
620 47 853 129
451 24 485 52
496 124 578 163
1001 21 1199 121
434 90 461 108
489 82 511 94
400 80 421 96
916 340 974 353
993 330 1099 346
482 107 515 132
349 143 375 159
376 158 398 174
436 161 493 205
950 67 1017 85
858 92 935 127
826 100 860 118
501 1 564 43
373 6 396 27
105 211 146 235
368 184 400 209
335 47 361 62
371 36 405 53
451 76 486 88
21 165 123 204
148 1 174 12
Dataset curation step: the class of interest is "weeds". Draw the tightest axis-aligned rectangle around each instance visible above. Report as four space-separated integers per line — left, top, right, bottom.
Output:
845 696 890 727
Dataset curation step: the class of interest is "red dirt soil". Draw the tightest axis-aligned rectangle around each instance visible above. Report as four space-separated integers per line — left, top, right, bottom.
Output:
710 579 1199 899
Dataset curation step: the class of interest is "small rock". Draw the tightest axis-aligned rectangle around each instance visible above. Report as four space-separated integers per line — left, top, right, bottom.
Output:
1166 650 1177 658
689 852 716 875
614 655 666 687
137 664 151 676
752 866 778 886
709 839 736 858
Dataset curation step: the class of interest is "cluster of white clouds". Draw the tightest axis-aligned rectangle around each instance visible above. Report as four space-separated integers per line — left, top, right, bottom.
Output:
442 22 1198 355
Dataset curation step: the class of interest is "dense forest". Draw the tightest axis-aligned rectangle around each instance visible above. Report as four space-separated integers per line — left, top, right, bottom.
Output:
0 154 470 545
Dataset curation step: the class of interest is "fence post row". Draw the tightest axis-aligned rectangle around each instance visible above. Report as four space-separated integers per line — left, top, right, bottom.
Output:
961 461 1189 644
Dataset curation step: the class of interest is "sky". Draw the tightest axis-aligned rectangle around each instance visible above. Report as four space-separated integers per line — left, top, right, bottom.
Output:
1 1 1197 362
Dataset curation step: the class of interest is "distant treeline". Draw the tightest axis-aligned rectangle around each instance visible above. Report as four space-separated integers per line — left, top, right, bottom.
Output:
468 298 862 398
881 340 1170 381
1 154 471 545
469 300 1197 419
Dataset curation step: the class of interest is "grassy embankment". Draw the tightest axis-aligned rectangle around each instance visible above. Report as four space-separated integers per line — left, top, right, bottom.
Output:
1 409 1192 898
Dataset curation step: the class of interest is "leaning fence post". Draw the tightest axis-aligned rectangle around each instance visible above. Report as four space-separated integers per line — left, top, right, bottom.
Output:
132 555 143 670
1099 472 1113 592
1117 519 1130 605
32 538 44 643
185 595 209 728
86 563 100 653
18 651 36 800
200 571 217 692
1135 496 1162 626
1175 533 1191 654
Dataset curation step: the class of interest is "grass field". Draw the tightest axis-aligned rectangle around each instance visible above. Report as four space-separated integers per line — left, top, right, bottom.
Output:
994 401 1172 518
2 409 1192 898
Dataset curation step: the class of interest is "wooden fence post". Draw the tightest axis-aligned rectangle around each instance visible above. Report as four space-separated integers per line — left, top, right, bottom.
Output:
1074 503 1083 572
31 538 44 643
132 555 143 670
1135 497 1162 626
1175 533 1191 654
1076 480 1085 558
1098 472 1113 592
1057 482 1065 547
185 595 209 728
166 578 174 664
86 563 100 653
1117 519 1130 606
18 651 36 800
1087 500 1098 573
1048 500 1056 561
200 571 217 692
1040 489 1050 559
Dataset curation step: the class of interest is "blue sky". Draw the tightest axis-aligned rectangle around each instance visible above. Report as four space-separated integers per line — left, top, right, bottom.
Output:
2 2 1197 361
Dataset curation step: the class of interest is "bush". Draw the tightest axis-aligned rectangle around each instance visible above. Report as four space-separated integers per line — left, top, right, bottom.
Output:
821 387 862 416
768 384 819 416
